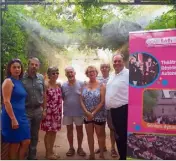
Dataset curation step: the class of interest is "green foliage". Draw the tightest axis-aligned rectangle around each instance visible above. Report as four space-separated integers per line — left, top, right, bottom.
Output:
21 5 63 29
2 3 175 81
146 7 176 29
75 4 104 29
20 4 82 34
118 5 136 17
143 90 158 115
74 0 115 48
75 0 114 30
1 6 51 80
1 6 28 79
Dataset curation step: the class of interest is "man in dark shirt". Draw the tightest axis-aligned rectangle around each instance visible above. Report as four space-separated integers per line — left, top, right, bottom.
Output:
22 57 46 160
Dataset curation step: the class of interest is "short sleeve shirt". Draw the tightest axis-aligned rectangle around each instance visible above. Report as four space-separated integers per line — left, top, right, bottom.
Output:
22 72 44 108
61 80 84 117
97 76 109 85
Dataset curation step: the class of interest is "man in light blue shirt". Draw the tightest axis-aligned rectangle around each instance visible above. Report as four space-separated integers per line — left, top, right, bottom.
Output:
61 66 86 157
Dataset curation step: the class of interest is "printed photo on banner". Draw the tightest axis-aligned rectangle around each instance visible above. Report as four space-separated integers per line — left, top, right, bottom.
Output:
143 89 176 126
127 133 176 160
128 28 176 160
129 52 159 87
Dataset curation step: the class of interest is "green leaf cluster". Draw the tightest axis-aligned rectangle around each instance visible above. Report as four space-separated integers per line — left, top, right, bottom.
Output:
2 3 175 80
146 7 176 29
1 6 28 79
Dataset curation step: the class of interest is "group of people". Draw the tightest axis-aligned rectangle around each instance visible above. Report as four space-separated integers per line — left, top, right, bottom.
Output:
1 53 129 160
129 55 158 86
144 115 176 125
127 134 176 160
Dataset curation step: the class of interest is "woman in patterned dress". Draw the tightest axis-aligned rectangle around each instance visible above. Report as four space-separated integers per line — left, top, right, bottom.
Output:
80 65 106 159
41 67 62 160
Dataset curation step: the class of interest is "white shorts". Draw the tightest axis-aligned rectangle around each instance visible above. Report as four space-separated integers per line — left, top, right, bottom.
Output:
63 116 84 126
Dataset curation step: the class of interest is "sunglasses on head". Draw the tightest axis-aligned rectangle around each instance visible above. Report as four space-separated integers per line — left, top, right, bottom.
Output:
12 58 21 63
51 72 59 75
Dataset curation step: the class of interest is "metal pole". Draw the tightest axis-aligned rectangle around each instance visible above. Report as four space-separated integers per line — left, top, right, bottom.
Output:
0 1 175 5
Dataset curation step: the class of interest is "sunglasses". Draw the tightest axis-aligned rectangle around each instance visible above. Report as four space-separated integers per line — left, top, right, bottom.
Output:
51 72 59 75
12 58 21 63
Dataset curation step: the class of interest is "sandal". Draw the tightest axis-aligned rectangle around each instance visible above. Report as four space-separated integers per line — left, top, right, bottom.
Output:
94 147 107 154
66 148 75 156
77 148 86 156
53 153 60 158
45 154 58 160
111 149 118 158
99 155 105 159
88 155 95 160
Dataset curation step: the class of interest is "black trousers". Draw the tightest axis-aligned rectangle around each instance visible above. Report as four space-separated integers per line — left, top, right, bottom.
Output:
110 104 128 160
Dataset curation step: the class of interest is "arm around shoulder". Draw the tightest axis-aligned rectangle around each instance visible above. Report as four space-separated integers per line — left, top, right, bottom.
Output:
57 82 61 88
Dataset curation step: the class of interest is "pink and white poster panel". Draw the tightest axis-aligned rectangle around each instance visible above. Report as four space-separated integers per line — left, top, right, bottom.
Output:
127 29 176 160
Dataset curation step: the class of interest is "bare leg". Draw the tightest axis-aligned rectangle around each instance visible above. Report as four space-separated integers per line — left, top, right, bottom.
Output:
50 132 57 155
110 129 118 157
45 132 57 159
67 124 74 149
95 124 106 153
95 124 105 159
8 143 20 160
110 129 116 150
76 125 83 149
102 124 106 150
45 132 53 157
44 132 49 157
76 125 86 156
85 123 95 159
19 139 30 160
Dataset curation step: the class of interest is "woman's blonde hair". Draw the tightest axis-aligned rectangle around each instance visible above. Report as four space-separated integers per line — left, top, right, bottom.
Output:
85 65 98 77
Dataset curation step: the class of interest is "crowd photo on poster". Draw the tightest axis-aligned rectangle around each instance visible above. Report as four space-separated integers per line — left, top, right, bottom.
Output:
127 133 176 160
129 53 159 86
143 89 176 125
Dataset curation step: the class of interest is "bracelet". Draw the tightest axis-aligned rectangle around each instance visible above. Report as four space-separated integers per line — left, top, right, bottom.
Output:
43 108 47 112
92 112 95 116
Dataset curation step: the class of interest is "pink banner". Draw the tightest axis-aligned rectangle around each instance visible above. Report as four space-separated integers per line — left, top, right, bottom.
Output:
127 29 176 160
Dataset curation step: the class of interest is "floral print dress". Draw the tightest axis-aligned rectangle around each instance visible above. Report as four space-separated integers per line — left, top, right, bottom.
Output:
81 84 106 122
41 87 62 132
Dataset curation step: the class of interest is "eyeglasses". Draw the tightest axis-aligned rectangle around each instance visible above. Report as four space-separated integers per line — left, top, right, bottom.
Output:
52 72 59 75
88 70 96 73
101 66 110 69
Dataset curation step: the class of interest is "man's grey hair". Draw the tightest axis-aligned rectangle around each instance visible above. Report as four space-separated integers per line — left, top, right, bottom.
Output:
100 63 110 66
100 63 110 69
65 66 75 72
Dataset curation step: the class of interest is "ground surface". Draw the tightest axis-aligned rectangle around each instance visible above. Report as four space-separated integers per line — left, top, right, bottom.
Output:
36 125 119 160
